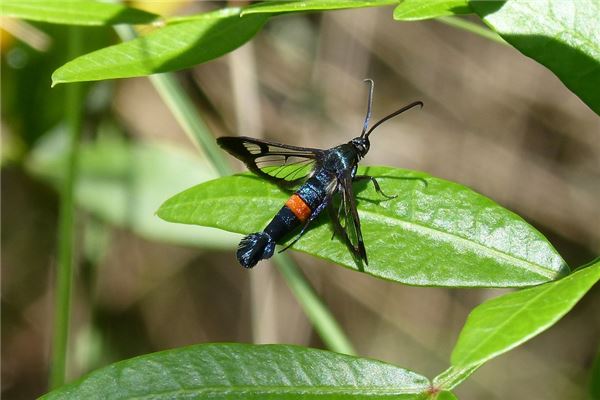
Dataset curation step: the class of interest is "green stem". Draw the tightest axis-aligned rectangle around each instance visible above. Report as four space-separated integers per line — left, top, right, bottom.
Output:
275 254 356 355
113 25 356 356
148 73 231 176
432 364 482 391
50 26 84 389
437 16 507 45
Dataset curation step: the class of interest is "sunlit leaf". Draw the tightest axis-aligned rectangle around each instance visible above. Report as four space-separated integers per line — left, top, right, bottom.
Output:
52 9 268 84
166 6 245 24
449 259 600 376
1 0 158 26
393 0 471 21
158 166 568 287
242 0 398 16
42 343 433 399
471 0 600 115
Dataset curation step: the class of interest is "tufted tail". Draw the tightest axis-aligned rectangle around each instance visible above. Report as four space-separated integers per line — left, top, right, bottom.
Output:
236 232 276 268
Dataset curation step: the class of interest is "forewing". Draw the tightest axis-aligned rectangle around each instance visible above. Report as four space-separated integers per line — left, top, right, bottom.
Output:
217 136 323 188
329 173 368 264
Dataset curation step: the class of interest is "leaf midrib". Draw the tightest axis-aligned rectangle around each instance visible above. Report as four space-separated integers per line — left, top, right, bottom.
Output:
360 210 556 279
161 193 560 279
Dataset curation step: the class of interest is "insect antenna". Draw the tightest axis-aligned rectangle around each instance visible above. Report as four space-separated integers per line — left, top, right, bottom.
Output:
365 100 423 139
360 79 375 138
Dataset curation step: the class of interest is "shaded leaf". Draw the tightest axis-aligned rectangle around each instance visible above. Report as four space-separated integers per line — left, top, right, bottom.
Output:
1 0 158 26
450 259 600 370
590 346 600 400
393 0 471 21
42 343 432 399
52 9 268 84
26 128 236 248
2 24 110 145
471 0 600 115
158 166 568 287
242 0 398 16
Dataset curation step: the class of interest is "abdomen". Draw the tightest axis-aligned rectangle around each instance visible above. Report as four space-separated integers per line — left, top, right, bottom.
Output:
265 173 331 241
236 172 333 268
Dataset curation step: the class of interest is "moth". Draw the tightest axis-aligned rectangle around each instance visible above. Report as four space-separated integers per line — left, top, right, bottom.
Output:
218 79 422 268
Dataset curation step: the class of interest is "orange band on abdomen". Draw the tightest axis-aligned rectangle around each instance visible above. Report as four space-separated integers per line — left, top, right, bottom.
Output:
285 194 312 223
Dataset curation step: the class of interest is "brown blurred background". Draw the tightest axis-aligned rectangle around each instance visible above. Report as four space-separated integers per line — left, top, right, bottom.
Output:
2 2 599 399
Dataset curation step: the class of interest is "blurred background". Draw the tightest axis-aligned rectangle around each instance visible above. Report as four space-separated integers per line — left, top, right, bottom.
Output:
2 1 599 399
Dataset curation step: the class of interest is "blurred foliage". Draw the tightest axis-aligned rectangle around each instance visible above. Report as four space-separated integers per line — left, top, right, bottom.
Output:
1 23 111 148
2 1 158 26
26 123 235 249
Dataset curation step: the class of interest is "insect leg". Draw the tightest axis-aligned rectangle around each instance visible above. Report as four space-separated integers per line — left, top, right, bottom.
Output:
354 175 396 199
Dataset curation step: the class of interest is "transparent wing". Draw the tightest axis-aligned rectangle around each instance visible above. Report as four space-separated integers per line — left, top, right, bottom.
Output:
217 136 323 188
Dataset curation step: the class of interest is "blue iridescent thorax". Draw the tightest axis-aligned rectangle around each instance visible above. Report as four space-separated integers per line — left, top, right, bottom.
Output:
296 168 334 210
323 144 359 175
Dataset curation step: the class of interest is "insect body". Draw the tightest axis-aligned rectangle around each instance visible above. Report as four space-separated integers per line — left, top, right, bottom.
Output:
217 80 422 268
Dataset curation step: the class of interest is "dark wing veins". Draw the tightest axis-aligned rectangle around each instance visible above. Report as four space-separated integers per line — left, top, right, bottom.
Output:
217 136 324 189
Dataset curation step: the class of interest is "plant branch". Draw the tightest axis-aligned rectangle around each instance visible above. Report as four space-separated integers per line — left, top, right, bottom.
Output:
50 26 84 389
275 254 356 355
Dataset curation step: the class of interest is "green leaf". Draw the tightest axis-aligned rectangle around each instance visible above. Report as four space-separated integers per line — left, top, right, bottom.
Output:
166 6 246 24
41 343 433 399
435 16 506 45
470 0 600 115
433 392 459 400
449 259 600 372
1 0 158 26
242 0 399 16
393 0 471 21
26 127 236 248
52 9 268 85
157 166 568 287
